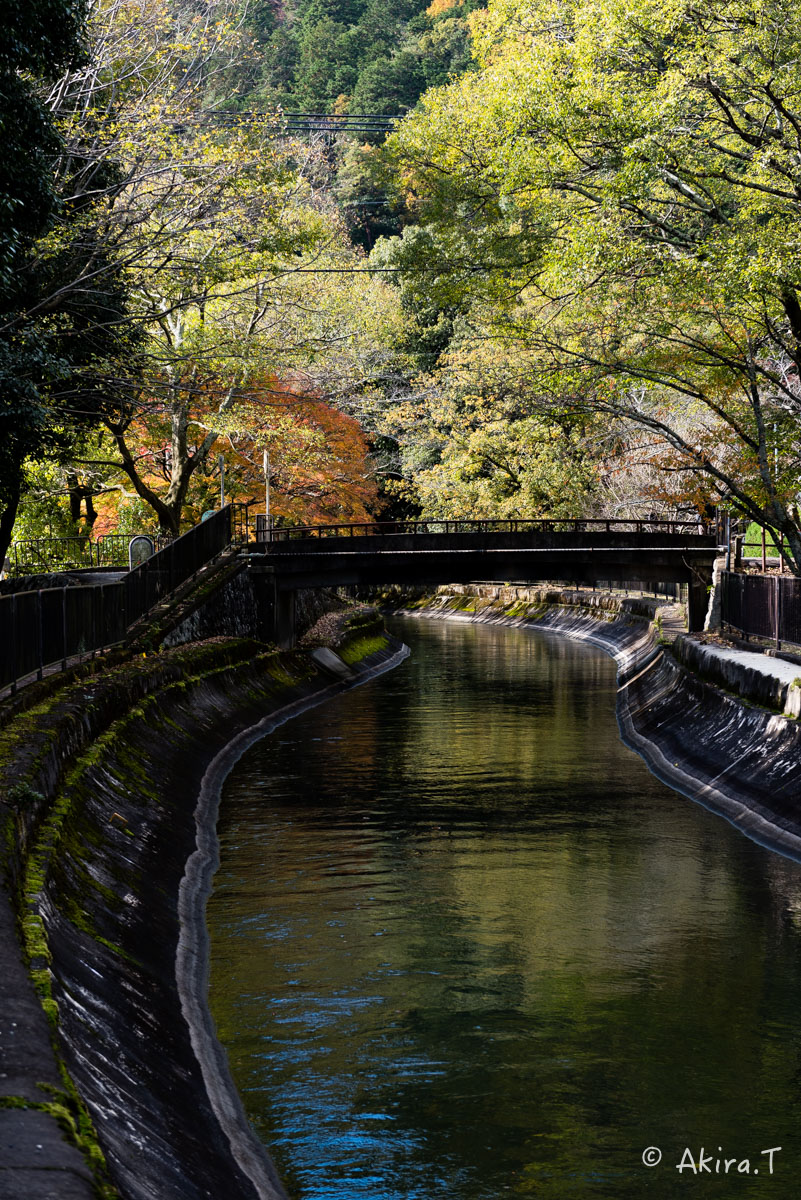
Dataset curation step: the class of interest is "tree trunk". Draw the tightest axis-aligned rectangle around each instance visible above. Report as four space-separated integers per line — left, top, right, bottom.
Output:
68 473 82 525
0 476 23 569
157 506 181 540
85 489 97 530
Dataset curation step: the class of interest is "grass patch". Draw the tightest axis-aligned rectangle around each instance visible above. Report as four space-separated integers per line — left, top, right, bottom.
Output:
339 633 390 665
745 522 780 557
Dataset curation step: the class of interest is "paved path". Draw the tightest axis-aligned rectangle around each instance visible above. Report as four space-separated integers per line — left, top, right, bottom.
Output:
648 599 801 689
0 893 95 1198
689 639 801 687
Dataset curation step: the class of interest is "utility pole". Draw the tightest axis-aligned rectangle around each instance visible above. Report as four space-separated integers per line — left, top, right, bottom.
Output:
263 449 271 540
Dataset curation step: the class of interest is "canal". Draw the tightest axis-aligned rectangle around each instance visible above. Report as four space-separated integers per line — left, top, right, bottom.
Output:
207 616 801 1199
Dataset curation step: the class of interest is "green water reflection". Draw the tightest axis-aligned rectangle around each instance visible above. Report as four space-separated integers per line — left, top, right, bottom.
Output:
207 617 801 1199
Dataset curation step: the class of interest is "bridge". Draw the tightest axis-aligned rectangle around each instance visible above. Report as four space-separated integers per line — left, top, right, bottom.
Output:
252 518 720 645
0 513 720 693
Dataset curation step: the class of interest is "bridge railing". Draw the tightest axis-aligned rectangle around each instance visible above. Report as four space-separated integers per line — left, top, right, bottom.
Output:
0 505 234 694
265 517 712 542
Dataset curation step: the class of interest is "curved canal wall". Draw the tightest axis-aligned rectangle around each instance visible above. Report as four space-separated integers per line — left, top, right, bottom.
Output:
0 618 407 1200
6 579 801 1200
391 586 801 864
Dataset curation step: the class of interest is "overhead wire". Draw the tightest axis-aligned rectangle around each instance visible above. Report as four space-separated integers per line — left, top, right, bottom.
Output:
201 110 401 135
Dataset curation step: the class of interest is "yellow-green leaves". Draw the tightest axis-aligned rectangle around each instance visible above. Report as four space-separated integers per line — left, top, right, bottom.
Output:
380 0 801 559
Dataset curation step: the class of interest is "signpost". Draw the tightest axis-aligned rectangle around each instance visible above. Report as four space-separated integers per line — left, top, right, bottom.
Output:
128 535 155 570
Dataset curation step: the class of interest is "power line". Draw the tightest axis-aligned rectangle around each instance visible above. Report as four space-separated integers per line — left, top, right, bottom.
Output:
202 110 401 135
208 110 401 120
277 264 500 273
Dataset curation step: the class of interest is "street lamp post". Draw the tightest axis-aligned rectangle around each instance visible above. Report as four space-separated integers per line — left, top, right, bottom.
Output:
263 450 271 541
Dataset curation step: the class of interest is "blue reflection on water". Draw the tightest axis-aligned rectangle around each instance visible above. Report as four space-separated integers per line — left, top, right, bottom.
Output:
208 617 801 1200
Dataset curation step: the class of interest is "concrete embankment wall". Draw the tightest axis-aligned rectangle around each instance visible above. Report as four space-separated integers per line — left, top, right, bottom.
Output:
6 577 801 1199
394 586 801 862
0 622 406 1200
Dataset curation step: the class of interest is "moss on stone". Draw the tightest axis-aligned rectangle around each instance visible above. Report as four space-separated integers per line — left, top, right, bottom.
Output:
339 633 390 665
0 620 396 1199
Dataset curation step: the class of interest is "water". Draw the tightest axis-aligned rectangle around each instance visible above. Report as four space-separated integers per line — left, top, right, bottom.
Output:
207 617 801 1199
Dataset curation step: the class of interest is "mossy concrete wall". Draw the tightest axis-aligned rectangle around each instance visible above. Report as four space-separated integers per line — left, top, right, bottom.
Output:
160 561 344 651
0 628 406 1200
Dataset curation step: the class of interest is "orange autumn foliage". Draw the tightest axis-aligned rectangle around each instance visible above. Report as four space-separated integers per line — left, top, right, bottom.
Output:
92 379 380 534
426 0 462 13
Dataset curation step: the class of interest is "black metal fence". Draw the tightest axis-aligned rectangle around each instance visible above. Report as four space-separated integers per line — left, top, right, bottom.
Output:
10 536 102 575
7 533 146 576
231 502 254 545
0 506 233 693
720 571 801 647
123 506 232 627
5 514 251 577
97 533 156 568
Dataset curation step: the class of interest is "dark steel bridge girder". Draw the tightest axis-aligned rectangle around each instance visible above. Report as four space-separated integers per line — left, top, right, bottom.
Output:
252 544 717 647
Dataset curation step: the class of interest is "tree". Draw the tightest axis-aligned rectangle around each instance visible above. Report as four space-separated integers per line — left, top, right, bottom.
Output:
0 0 96 560
383 0 801 570
11 0 399 540
349 53 427 115
84 164 407 536
380 330 601 518
0 0 87 286
6 0 413 545
74 378 381 533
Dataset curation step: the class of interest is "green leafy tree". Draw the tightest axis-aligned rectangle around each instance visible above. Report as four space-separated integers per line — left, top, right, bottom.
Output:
384 0 801 570
349 52 426 114
0 0 95 560
380 327 601 519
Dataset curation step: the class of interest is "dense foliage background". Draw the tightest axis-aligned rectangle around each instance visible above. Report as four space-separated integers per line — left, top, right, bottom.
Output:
4 0 801 571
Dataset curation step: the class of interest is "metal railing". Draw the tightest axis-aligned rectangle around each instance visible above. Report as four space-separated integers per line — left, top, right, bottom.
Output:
96 533 159 567
123 506 232 626
739 531 791 572
7 532 165 577
10 536 102 575
0 583 128 694
0 506 234 694
231 502 253 545
720 570 801 648
265 517 711 542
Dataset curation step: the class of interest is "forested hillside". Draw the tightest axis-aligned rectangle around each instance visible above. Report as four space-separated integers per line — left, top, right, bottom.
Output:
5 0 801 572
228 0 482 252
233 0 478 115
